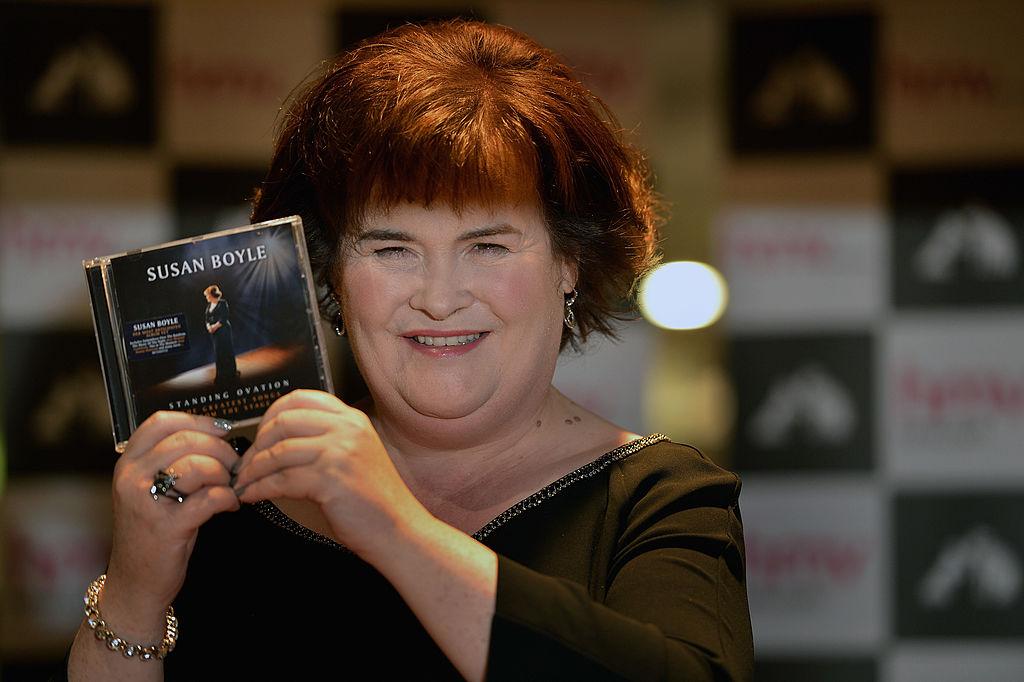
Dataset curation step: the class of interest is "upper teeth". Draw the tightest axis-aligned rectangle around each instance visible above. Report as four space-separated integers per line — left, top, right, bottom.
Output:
413 333 482 346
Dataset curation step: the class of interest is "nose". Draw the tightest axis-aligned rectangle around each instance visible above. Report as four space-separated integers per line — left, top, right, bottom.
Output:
408 262 473 321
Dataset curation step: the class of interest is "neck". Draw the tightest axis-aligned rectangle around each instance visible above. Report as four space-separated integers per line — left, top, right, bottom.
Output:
365 386 574 495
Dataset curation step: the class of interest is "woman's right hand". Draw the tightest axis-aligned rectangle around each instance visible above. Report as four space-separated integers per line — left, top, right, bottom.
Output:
103 412 240 617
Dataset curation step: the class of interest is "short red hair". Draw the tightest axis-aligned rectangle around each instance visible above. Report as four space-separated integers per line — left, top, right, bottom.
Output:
252 19 660 350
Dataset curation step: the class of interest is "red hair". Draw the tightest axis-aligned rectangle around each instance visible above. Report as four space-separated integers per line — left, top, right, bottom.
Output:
252 20 660 350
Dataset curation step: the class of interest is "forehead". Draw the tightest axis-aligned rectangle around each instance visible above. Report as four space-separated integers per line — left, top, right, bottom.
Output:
354 201 549 241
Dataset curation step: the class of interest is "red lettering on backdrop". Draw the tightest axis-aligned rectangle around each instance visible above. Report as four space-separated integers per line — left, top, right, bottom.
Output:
898 365 1024 418
728 232 833 265
0 210 115 260
7 529 110 590
888 54 997 103
561 50 635 101
746 533 869 585
170 55 284 101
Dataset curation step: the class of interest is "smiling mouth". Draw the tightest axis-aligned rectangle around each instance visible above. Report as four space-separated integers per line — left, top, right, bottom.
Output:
409 332 485 347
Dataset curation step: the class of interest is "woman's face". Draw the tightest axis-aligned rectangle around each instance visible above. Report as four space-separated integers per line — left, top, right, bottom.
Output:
338 201 574 426
204 291 216 303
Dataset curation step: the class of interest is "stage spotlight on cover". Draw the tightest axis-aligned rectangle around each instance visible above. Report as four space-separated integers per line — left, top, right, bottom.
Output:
84 216 333 451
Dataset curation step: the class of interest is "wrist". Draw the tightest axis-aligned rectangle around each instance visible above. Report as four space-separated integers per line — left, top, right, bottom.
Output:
99 573 173 641
359 503 442 569
84 574 178 661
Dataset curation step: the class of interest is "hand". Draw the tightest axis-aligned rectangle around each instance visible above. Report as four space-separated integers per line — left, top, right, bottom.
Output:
233 390 425 559
105 412 239 614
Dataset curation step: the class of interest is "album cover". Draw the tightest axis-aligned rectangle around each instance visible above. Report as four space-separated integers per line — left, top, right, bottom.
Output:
84 216 333 451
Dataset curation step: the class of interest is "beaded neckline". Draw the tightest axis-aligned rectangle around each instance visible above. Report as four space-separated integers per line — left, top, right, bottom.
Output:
253 433 669 549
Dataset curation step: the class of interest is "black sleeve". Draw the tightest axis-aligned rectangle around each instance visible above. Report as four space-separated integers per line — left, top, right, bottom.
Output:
485 451 753 682
214 300 229 324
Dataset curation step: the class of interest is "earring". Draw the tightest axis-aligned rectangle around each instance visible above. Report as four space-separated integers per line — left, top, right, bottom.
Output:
564 288 578 329
329 290 346 337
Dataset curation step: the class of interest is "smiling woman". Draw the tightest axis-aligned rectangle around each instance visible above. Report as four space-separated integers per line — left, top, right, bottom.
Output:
66 19 753 682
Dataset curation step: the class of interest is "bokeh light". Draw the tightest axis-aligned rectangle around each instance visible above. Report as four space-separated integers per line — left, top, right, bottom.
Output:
639 261 729 330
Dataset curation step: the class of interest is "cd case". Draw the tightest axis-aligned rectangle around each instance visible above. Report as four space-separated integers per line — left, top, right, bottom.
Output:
84 216 334 452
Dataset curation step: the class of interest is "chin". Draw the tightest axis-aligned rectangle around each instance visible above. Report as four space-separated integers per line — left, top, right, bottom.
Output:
405 395 489 421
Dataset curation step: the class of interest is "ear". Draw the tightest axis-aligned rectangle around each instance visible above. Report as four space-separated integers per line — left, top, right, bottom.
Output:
557 256 578 294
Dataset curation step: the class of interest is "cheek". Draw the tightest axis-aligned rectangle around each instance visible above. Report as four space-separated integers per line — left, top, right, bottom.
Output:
340 263 407 322
481 261 561 323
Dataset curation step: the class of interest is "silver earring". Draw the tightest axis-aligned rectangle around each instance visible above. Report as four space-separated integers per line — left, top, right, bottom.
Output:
564 288 578 329
329 291 345 337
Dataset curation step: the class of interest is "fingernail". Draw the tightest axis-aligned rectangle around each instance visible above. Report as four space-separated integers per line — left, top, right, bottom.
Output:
213 418 234 432
228 437 251 455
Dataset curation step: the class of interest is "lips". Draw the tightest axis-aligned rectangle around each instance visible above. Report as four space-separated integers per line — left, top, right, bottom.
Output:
402 330 489 354
411 333 483 346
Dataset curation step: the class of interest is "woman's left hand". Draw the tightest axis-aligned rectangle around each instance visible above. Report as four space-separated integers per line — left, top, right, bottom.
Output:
232 389 426 559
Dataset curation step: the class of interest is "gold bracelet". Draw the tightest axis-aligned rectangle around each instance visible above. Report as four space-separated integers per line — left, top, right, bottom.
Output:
83 574 178 660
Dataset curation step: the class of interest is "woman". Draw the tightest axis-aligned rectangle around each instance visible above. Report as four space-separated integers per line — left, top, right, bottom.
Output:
203 284 239 388
67 20 752 681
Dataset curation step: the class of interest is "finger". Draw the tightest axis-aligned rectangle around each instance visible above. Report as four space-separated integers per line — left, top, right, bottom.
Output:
126 411 233 459
146 429 240 475
237 408 351 475
175 485 241 527
233 437 324 489
249 409 340 454
237 467 321 505
258 389 347 428
161 454 232 496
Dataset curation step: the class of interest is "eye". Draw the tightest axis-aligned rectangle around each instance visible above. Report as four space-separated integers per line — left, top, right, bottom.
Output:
472 243 509 255
373 246 411 260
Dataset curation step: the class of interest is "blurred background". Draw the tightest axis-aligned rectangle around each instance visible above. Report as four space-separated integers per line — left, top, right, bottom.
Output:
2 0 1023 679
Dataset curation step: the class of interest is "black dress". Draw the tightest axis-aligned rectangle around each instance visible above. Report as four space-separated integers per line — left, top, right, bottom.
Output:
160 435 754 680
205 299 237 387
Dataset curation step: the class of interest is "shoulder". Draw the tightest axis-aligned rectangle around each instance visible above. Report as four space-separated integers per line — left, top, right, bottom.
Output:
611 438 741 506
607 438 744 548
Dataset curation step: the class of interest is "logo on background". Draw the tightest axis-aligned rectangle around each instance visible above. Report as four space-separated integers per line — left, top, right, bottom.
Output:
914 204 1019 282
896 493 1024 637
748 364 856 448
29 35 135 115
0 2 155 145
919 525 1022 609
731 334 872 471
751 48 855 128
890 166 1024 307
729 11 876 153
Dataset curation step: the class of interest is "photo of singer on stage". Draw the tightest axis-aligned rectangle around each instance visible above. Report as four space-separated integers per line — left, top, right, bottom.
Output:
96 218 330 428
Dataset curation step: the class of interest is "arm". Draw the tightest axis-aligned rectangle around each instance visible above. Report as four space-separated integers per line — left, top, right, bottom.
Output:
484 452 752 681
360 448 750 682
67 414 240 681
236 394 751 681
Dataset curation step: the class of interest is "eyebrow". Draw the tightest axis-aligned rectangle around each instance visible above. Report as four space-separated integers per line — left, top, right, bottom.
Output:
354 223 522 243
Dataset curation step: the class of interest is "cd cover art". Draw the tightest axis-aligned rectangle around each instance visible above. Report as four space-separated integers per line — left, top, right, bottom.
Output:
85 216 332 450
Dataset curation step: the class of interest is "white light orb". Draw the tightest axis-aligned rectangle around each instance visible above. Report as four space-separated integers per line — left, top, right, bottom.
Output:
639 261 728 330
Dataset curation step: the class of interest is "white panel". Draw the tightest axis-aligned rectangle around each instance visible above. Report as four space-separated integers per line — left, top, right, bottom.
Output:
882 314 1024 484
1 478 112 650
717 206 886 330
164 0 331 161
885 643 1024 682
741 476 886 651
0 202 171 329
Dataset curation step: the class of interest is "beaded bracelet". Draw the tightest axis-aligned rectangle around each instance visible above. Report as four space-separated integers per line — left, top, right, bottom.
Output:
83 574 178 660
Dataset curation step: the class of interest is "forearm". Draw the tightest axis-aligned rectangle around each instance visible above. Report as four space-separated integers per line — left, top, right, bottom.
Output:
370 514 498 682
67 585 167 682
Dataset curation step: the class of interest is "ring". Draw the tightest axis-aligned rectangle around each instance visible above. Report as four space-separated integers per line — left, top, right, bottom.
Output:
150 469 186 503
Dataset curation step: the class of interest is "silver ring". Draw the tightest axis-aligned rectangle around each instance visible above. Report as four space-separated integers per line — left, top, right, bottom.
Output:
150 469 186 503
